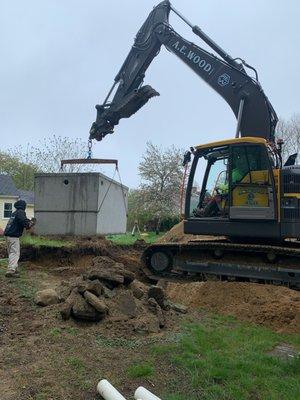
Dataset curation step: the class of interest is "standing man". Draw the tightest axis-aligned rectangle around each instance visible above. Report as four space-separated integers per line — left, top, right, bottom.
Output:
4 199 34 278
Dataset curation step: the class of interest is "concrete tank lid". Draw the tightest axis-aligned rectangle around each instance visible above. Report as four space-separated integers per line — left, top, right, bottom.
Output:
34 172 129 190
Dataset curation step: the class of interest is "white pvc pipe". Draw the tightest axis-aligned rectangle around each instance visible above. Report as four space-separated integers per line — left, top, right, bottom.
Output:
97 379 127 400
134 387 162 400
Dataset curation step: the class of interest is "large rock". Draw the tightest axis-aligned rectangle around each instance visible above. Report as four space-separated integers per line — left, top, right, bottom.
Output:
60 289 79 320
148 298 166 328
35 289 60 307
77 279 104 297
116 292 137 318
129 280 148 299
56 281 72 302
72 293 103 322
83 291 108 314
87 268 124 288
148 286 168 310
91 256 135 285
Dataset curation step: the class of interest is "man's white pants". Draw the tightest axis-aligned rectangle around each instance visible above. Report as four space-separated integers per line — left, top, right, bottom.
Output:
6 237 20 272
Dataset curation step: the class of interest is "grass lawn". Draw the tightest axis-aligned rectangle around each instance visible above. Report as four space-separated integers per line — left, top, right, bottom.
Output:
106 231 164 245
21 235 73 248
151 315 300 400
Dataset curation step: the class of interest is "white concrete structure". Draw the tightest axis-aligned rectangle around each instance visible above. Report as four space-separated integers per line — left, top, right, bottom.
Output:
34 173 128 236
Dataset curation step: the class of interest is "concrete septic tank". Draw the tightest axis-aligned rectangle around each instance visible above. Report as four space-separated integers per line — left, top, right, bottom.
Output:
34 173 128 236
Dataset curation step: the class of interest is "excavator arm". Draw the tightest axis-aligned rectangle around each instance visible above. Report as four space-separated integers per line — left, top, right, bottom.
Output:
90 1 278 142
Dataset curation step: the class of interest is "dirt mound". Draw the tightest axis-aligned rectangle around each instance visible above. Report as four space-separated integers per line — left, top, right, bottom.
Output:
158 221 220 244
166 281 300 333
51 256 184 334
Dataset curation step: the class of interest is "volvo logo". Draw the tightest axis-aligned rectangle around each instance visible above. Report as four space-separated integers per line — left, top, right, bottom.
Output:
218 73 231 87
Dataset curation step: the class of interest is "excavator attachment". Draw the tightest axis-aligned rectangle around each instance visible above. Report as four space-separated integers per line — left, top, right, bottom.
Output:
90 85 159 140
89 1 170 141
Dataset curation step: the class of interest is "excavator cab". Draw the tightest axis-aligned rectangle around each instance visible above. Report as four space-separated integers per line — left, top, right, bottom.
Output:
184 137 286 240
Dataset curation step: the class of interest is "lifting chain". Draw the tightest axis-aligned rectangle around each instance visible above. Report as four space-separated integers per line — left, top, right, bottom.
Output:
87 139 93 159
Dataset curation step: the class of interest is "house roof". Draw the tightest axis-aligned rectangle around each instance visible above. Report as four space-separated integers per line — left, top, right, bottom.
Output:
0 175 19 196
0 174 34 204
18 189 34 205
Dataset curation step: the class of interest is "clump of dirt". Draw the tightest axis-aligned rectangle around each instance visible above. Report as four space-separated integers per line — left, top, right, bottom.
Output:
158 221 220 244
166 281 300 334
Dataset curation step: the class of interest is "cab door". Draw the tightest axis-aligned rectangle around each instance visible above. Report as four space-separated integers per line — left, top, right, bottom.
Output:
229 144 276 220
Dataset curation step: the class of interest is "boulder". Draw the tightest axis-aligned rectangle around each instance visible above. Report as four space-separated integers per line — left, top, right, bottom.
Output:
77 279 104 297
148 286 169 310
102 286 115 299
91 256 135 285
72 293 103 322
129 280 148 299
35 289 60 307
147 298 166 328
83 291 109 314
116 292 137 318
87 268 124 288
56 281 72 302
60 289 79 320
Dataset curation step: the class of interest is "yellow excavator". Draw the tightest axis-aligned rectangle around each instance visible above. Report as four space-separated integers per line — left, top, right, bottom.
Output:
89 1 300 288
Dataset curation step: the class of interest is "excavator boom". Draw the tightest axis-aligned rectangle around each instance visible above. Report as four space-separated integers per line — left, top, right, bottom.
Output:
90 1 278 142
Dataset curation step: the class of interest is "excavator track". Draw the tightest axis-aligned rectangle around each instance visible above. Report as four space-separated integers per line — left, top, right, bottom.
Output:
142 240 300 290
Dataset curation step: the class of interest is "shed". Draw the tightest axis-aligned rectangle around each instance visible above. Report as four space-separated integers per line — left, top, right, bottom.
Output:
34 172 128 236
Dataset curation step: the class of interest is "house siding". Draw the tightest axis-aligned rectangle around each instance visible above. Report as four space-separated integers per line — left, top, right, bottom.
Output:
0 196 34 230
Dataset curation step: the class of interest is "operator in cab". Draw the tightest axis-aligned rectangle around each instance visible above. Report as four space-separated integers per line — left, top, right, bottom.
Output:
4 200 35 278
199 154 246 218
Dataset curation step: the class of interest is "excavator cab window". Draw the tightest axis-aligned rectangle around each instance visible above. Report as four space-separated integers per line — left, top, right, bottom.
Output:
187 143 276 221
190 146 230 218
230 144 276 220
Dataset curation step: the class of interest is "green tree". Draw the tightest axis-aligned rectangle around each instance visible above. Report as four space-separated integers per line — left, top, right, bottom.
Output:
0 151 39 190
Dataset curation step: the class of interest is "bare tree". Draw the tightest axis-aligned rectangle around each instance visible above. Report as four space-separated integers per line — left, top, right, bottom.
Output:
9 135 92 173
276 114 300 162
138 142 184 230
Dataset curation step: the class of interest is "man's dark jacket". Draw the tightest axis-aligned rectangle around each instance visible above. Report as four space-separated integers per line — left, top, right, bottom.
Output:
4 200 31 238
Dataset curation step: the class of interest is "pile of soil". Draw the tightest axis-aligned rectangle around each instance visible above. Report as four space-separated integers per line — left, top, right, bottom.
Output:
158 221 220 244
166 281 300 333
38 255 186 334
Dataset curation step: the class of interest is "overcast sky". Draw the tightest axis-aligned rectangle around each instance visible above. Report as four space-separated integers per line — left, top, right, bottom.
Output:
1 0 299 187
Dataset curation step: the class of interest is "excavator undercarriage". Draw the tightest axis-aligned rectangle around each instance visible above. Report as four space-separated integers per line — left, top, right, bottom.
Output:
142 239 300 290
